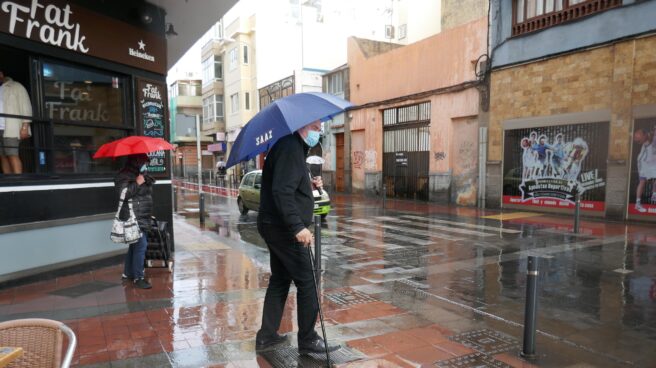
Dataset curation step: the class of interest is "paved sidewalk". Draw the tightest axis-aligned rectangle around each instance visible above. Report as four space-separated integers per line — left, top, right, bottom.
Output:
0 191 654 367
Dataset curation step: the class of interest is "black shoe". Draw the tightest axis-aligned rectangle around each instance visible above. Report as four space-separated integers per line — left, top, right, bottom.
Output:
255 333 289 351
133 278 152 289
298 337 341 355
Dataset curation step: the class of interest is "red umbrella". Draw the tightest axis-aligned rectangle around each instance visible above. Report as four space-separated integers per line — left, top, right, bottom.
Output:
93 136 174 159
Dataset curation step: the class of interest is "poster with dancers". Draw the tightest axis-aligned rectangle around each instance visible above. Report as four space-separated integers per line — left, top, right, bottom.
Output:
503 122 608 212
628 119 656 216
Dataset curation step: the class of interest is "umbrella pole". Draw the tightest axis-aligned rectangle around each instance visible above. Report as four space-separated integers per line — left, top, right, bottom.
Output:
307 245 331 367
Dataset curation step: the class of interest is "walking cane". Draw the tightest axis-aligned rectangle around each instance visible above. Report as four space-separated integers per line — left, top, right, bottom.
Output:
307 245 331 367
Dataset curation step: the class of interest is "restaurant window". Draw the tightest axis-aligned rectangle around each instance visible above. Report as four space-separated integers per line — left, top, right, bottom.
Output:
40 60 130 175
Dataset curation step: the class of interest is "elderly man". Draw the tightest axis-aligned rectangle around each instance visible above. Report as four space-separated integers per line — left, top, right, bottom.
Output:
0 70 32 174
255 120 339 355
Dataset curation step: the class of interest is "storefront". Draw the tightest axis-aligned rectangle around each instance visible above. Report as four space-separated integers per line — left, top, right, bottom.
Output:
0 0 173 283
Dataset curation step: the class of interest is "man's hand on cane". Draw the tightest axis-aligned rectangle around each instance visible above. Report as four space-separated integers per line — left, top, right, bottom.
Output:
295 228 314 247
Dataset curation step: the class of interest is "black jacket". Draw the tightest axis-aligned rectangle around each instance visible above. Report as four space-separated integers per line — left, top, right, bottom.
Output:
258 133 314 235
114 167 155 230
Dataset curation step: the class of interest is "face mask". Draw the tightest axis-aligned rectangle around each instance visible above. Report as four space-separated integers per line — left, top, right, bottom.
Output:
303 130 321 147
140 164 148 173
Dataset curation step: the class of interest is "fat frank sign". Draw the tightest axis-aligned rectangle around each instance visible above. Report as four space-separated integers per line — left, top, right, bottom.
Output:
0 0 166 74
502 122 609 212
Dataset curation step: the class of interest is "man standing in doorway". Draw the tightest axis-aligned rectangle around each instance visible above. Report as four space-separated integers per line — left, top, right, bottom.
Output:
633 127 656 213
0 70 32 174
255 120 340 355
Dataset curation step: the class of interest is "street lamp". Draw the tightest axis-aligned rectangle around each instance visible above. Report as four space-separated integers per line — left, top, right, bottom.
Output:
195 114 205 225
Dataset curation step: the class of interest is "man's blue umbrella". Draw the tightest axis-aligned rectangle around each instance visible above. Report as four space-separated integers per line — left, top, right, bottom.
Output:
226 92 352 168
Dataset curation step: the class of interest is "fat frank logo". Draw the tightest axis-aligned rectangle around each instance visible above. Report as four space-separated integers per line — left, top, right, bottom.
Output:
142 83 161 100
1 0 88 52
256 130 273 146
129 39 155 62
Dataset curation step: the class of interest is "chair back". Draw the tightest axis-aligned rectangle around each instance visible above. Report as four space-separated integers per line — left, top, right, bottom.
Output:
0 318 76 368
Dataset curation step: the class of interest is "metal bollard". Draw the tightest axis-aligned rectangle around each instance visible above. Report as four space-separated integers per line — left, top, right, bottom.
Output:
521 256 539 360
573 192 581 234
382 184 387 210
314 214 322 288
199 192 205 225
173 186 178 213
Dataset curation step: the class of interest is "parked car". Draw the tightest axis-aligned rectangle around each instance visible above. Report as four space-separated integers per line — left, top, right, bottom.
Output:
237 170 331 218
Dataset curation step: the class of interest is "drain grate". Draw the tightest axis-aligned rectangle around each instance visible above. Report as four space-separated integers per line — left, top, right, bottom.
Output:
259 346 363 368
435 352 512 368
449 329 518 355
49 281 119 298
325 289 377 307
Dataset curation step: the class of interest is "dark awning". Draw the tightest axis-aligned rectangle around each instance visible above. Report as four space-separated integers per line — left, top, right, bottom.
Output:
150 0 239 69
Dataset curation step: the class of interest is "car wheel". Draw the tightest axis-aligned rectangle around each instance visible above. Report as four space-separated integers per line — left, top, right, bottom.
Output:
238 197 249 215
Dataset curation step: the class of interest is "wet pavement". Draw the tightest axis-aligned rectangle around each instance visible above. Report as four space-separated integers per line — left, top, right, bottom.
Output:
1 185 655 367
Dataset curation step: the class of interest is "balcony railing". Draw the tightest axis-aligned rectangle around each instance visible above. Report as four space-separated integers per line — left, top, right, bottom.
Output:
512 0 622 37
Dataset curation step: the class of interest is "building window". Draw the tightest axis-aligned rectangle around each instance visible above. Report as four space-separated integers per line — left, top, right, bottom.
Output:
230 93 240 114
245 92 250 110
217 55 223 79
216 95 224 118
243 45 249 64
177 81 201 96
513 0 621 36
398 24 407 40
203 95 224 123
326 71 344 97
203 96 215 124
202 55 222 85
229 48 238 71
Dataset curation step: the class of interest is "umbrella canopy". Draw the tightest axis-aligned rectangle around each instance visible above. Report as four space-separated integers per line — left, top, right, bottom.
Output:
226 92 352 168
92 136 174 159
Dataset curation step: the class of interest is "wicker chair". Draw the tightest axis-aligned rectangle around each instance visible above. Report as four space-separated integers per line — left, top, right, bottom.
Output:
0 318 76 368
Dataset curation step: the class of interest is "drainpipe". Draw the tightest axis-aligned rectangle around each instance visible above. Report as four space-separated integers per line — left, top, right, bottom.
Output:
478 126 487 209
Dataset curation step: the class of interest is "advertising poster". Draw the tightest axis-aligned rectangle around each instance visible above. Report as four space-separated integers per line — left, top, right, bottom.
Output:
628 118 656 216
137 79 168 174
503 122 609 212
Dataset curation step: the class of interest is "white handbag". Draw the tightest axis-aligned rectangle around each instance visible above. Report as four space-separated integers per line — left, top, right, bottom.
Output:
110 187 143 244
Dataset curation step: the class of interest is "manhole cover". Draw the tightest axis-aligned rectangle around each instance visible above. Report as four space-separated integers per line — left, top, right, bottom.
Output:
449 329 518 355
259 346 363 368
435 352 512 368
49 281 118 298
325 289 377 307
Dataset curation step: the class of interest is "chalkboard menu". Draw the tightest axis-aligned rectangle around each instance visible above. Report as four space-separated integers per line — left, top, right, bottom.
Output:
137 78 168 174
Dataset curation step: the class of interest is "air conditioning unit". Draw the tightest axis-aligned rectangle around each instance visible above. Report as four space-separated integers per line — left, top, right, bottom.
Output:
385 25 394 39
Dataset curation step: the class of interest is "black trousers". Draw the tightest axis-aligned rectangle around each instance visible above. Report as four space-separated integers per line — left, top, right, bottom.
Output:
257 222 319 343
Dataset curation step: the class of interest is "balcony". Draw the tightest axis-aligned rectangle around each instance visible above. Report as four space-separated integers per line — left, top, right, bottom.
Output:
512 0 622 37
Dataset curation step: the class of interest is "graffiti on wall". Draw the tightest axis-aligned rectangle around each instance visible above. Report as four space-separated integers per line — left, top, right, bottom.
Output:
353 151 364 169
434 151 447 161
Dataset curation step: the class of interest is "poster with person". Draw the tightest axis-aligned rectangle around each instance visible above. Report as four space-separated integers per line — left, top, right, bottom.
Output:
503 122 609 212
628 118 656 216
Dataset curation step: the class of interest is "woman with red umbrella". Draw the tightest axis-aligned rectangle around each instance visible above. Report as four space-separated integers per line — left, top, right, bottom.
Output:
96 136 174 289
115 153 155 289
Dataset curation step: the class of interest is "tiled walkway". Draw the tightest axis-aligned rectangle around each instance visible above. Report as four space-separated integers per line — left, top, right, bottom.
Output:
1 192 655 367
